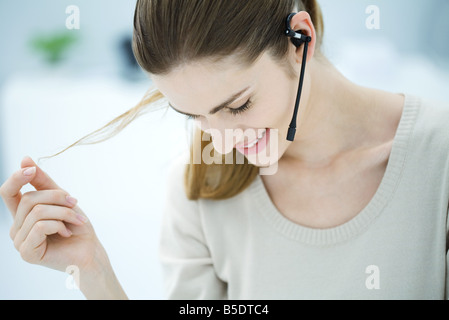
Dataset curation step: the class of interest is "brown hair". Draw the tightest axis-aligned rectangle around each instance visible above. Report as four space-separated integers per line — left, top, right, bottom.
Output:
45 0 324 201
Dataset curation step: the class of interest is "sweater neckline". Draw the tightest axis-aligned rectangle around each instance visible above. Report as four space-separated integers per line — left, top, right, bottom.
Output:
249 94 421 246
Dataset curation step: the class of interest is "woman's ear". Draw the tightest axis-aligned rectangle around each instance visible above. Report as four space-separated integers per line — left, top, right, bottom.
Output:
289 11 316 63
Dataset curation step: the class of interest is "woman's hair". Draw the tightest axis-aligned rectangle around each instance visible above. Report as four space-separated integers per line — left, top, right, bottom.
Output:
45 0 324 201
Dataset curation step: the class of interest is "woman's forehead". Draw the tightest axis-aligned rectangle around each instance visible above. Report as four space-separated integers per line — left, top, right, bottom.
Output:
152 52 272 92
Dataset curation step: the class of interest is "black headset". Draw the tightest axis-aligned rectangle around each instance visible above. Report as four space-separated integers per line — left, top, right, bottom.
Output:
284 13 312 142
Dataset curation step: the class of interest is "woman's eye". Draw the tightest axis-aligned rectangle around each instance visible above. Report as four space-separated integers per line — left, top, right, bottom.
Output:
229 99 253 116
185 99 253 120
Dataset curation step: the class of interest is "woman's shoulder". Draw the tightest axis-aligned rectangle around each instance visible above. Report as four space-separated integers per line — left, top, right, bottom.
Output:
408 93 449 156
414 94 449 127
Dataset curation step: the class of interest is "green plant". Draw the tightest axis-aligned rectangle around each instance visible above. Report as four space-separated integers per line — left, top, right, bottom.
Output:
30 31 79 65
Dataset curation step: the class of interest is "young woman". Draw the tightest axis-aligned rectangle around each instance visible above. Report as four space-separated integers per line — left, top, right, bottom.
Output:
1 0 448 299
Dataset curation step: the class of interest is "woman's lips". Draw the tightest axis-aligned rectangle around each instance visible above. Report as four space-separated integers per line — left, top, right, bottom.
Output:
235 128 270 155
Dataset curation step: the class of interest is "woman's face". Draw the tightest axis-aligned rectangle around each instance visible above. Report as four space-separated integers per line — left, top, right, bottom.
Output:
152 50 304 170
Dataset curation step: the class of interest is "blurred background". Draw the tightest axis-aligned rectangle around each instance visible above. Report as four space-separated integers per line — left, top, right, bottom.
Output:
0 0 448 299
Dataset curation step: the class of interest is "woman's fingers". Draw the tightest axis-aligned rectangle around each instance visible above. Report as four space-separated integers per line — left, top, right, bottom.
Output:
0 156 65 218
10 190 78 240
18 220 71 264
20 156 62 191
12 204 86 251
0 166 37 217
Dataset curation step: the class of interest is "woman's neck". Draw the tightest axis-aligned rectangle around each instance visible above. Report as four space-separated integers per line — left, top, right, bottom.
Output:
281 55 402 168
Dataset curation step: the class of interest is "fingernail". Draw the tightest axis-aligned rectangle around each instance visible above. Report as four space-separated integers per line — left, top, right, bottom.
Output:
66 196 78 206
76 214 88 223
66 228 73 236
23 167 36 176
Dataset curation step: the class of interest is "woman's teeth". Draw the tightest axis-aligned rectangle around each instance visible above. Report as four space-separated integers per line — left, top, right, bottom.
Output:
244 129 266 148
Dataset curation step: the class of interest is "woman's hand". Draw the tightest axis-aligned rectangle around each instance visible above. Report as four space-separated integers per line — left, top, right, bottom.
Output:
1 157 97 272
0 156 127 299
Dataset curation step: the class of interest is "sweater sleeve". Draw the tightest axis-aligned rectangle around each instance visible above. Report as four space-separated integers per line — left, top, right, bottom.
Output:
158 153 228 300
446 205 449 300
446 199 449 299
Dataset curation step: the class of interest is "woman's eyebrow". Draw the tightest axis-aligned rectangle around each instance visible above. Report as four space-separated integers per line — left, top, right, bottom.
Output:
168 86 251 117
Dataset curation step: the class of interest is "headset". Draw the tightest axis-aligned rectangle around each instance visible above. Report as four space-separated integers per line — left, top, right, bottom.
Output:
284 13 312 142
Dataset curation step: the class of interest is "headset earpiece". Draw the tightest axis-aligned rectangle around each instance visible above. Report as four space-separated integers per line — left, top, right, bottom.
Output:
285 12 312 48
